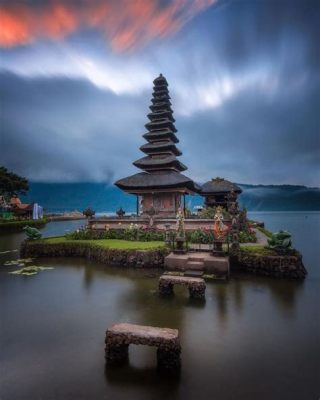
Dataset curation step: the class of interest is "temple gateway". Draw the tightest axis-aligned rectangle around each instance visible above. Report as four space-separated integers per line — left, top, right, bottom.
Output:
115 74 200 217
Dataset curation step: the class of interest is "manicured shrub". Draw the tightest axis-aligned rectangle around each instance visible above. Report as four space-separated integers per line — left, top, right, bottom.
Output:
66 226 165 242
239 229 257 243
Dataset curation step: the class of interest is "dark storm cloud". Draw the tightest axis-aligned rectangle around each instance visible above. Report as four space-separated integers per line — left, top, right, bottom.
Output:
0 71 149 182
179 81 320 185
0 0 319 185
1 68 319 186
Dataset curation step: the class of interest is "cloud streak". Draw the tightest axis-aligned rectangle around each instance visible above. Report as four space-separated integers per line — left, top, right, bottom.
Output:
0 0 217 51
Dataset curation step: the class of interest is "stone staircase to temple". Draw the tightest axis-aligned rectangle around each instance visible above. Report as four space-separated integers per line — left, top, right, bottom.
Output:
164 252 230 279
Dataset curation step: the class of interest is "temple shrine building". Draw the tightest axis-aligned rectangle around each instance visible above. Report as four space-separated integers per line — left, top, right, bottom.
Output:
115 74 200 217
201 178 242 211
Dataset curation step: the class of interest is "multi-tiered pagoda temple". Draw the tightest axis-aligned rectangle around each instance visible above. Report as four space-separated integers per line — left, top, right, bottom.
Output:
115 74 199 217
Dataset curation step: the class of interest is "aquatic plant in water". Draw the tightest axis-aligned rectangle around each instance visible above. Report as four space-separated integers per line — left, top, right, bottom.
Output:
9 266 54 276
3 258 34 267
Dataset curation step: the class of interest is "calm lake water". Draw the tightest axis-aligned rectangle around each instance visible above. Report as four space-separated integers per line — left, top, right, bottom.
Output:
0 213 319 400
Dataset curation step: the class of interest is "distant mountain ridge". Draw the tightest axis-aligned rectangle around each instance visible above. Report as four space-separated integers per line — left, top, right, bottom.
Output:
21 182 320 213
237 183 320 211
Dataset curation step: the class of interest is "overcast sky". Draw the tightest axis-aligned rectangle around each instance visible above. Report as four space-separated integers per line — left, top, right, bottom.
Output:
0 0 319 186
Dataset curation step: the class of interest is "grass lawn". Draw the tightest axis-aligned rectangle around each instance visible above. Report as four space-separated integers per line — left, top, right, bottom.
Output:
40 236 166 250
239 244 276 255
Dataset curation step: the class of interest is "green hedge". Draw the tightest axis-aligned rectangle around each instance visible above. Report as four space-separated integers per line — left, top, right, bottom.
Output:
67 227 257 244
66 227 165 242
0 218 47 233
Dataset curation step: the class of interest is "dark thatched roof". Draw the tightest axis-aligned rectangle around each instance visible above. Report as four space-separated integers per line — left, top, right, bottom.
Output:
143 129 179 143
115 172 201 193
133 155 187 172
147 110 175 122
201 178 242 195
140 141 182 156
153 74 168 85
145 119 177 132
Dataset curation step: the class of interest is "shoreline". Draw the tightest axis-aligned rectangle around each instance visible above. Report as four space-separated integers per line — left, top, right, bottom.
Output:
20 237 307 279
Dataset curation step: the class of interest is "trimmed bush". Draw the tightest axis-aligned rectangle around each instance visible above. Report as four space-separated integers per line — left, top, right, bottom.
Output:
0 218 47 233
66 227 165 242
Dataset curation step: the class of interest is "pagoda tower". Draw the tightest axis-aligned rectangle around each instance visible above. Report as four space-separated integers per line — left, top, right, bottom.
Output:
115 74 199 217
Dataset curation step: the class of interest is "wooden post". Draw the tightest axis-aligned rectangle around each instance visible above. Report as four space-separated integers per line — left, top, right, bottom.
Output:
183 194 186 216
136 195 139 216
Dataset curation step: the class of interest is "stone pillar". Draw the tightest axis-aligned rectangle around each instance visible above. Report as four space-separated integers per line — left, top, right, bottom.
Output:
105 343 129 365
189 283 206 299
159 280 174 295
157 345 181 370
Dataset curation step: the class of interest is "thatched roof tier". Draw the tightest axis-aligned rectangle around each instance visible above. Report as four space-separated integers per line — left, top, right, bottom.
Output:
201 178 242 195
152 89 170 97
149 103 173 112
151 94 171 103
142 129 179 143
147 110 175 122
153 74 168 85
145 119 177 132
115 172 200 193
133 155 187 172
140 141 182 156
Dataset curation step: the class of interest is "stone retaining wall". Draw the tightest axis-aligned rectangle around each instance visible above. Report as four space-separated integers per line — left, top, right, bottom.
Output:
89 217 230 231
20 241 307 278
236 252 307 279
21 241 169 269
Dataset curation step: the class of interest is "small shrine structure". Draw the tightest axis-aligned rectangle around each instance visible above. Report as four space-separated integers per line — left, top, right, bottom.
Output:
115 74 199 217
200 177 242 211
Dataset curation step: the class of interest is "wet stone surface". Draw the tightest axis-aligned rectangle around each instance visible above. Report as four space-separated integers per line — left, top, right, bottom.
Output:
105 323 181 370
159 275 206 299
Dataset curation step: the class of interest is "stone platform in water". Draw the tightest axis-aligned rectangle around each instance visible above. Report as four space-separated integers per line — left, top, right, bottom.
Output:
159 275 206 298
165 252 230 278
105 323 181 370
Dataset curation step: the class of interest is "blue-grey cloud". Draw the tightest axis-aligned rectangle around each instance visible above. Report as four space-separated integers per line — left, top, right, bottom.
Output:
0 0 319 186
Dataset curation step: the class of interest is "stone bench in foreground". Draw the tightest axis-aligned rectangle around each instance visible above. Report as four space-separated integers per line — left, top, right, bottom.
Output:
159 275 206 299
105 323 181 370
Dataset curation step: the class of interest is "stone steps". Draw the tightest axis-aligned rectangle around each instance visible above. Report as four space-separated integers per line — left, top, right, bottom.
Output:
187 256 205 262
164 252 230 279
184 270 204 278
185 260 204 270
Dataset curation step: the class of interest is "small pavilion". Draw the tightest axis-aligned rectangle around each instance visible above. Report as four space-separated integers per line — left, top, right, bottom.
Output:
115 74 200 217
200 177 242 211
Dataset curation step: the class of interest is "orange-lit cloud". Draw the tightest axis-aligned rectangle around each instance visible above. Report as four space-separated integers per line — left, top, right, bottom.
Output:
0 0 217 51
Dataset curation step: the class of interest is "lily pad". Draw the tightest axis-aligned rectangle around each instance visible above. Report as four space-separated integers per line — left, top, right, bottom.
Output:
3 260 20 266
17 258 33 263
9 266 54 276
0 250 18 255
